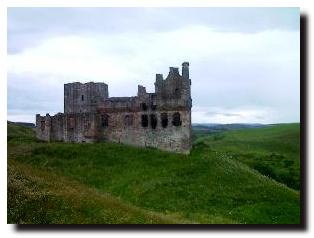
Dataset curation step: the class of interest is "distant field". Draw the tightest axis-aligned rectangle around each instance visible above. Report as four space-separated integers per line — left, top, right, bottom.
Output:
7 122 300 224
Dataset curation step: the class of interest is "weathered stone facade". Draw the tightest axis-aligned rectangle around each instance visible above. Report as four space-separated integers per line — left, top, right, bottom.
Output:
36 62 192 154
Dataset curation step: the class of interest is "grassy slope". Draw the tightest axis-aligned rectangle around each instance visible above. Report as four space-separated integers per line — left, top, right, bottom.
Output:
7 121 36 143
8 159 190 224
193 123 300 189
7 122 300 224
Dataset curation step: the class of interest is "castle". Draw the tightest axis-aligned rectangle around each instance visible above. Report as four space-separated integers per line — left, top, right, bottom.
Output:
36 62 192 154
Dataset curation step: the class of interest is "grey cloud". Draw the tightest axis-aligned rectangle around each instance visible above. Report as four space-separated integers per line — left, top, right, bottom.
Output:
8 8 299 54
7 8 300 123
8 73 64 114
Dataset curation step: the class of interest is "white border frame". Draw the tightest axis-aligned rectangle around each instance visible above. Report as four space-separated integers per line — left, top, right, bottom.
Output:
1 1 311 238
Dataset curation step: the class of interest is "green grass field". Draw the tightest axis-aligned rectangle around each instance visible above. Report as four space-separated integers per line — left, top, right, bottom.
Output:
193 123 300 190
7 122 300 224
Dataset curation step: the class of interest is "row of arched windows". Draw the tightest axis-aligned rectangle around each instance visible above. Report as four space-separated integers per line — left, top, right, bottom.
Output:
141 112 181 129
100 112 182 129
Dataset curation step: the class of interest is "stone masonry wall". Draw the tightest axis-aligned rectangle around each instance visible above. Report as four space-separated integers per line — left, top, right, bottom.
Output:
36 114 52 141
64 82 108 113
36 62 192 154
98 109 191 154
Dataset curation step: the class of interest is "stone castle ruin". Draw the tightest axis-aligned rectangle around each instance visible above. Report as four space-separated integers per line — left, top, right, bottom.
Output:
36 62 192 154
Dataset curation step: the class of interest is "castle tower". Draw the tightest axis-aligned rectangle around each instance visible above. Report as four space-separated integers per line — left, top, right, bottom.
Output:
182 62 189 79
64 82 108 113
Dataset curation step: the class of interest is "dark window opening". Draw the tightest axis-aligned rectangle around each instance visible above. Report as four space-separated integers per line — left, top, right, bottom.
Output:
172 112 182 126
40 121 45 131
161 113 168 128
150 114 157 129
124 115 129 126
141 103 147 111
124 114 133 126
81 95 84 101
141 114 148 127
174 88 180 98
151 104 157 110
101 114 109 128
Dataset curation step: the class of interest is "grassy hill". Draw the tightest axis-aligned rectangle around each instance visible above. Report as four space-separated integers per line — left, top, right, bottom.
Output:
193 123 300 190
7 121 36 143
8 160 191 224
7 122 300 224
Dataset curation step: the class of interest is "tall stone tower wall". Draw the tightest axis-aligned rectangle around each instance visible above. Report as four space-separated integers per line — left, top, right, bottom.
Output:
97 63 192 154
64 82 108 113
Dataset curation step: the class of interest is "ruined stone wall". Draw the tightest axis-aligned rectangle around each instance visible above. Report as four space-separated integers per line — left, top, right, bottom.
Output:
98 109 191 154
154 65 192 111
36 112 99 143
62 113 99 143
50 113 64 141
36 114 52 141
36 62 192 154
64 82 108 113
96 62 192 154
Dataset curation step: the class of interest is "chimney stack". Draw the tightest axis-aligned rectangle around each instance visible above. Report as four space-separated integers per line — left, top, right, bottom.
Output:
156 74 163 81
182 62 189 79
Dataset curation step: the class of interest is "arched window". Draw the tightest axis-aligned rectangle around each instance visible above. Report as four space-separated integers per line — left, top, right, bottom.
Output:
172 112 181 126
81 95 84 101
101 114 109 128
124 115 129 126
161 113 168 128
141 114 148 127
150 114 157 129
151 104 157 110
174 88 180 98
124 114 133 126
141 103 147 111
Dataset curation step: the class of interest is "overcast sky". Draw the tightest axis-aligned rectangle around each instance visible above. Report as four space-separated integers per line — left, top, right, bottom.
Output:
7 7 300 124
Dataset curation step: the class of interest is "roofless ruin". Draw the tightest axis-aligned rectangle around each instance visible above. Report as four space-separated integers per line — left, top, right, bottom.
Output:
36 62 192 154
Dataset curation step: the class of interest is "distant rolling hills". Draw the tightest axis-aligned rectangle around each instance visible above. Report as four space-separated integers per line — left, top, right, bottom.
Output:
7 122 300 224
193 123 267 131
